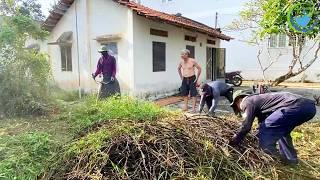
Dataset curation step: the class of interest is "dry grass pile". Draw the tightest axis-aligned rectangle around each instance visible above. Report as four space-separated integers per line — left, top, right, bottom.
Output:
42 115 279 179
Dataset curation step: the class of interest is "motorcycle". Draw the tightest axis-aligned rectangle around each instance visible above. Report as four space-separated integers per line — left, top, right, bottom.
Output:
225 71 243 86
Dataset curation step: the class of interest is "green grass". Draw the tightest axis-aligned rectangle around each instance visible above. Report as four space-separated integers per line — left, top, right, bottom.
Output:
65 96 173 133
0 116 71 180
0 96 173 179
1 95 319 179
50 86 80 102
0 133 57 180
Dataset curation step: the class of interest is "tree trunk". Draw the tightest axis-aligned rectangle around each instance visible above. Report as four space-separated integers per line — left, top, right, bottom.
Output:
272 42 320 86
272 72 294 86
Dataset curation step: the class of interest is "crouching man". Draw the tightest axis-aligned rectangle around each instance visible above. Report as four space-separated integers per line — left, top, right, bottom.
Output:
229 90 316 164
199 81 234 116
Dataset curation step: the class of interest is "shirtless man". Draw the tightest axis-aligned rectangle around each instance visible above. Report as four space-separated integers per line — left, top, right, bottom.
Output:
178 49 202 113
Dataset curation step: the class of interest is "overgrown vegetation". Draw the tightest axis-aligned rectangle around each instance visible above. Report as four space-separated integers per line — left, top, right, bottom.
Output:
65 96 173 134
0 96 171 180
0 133 57 180
0 96 319 179
0 0 50 116
42 114 320 179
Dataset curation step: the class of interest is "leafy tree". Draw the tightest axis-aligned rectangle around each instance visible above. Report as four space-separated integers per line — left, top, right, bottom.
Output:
229 0 320 85
0 0 45 21
0 3 50 116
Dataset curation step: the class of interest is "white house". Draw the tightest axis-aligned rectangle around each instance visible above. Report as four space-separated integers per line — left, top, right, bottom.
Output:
140 0 320 82
40 0 231 97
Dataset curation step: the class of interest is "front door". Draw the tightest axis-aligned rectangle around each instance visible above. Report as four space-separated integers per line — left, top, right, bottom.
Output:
206 47 226 81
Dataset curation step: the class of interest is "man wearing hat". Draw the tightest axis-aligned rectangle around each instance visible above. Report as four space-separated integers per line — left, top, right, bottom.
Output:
199 81 234 116
92 45 120 99
229 90 316 164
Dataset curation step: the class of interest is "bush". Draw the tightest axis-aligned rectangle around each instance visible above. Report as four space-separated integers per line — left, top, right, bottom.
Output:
0 50 51 116
0 15 51 116
0 133 57 179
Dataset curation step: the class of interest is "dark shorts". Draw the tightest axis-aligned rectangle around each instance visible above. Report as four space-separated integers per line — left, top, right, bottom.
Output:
180 75 198 97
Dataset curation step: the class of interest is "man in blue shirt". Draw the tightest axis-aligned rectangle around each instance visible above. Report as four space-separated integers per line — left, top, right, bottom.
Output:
229 90 316 164
199 81 234 116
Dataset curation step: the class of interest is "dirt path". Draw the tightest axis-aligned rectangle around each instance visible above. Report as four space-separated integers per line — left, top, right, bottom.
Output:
156 86 320 121
243 81 320 89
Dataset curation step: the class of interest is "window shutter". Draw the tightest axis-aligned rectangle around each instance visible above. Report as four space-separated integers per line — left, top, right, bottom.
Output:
66 46 72 71
153 42 166 72
60 47 67 71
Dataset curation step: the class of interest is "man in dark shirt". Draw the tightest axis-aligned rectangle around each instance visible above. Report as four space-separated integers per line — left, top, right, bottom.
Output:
92 45 120 99
229 90 316 164
199 81 234 116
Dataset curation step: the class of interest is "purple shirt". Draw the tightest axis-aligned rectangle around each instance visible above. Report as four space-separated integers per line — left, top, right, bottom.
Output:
94 54 116 77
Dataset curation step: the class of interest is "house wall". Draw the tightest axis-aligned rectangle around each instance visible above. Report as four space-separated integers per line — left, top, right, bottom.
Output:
47 1 80 90
141 0 320 82
256 39 320 82
47 0 135 92
87 0 135 93
132 14 220 97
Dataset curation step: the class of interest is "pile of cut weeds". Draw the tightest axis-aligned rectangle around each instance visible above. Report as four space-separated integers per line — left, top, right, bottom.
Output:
42 115 278 179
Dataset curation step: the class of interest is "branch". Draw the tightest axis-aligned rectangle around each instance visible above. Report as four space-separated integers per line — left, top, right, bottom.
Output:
292 42 320 76
257 47 266 81
302 41 317 61
264 48 281 71
297 36 305 70
289 35 299 74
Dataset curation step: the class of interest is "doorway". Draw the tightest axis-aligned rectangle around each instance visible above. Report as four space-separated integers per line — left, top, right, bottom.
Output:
206 47 226 81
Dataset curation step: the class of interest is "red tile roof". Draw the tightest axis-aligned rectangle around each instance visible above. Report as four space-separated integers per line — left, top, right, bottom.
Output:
43 0 232 41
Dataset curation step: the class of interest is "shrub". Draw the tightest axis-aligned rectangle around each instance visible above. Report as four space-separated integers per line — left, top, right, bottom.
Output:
0 15 51 116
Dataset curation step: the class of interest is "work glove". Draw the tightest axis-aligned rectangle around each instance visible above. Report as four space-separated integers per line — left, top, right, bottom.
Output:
228 134 240 146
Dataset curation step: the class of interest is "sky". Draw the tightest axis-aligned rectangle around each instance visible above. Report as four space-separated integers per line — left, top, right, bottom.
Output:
39 0 56 16
39 0 245 23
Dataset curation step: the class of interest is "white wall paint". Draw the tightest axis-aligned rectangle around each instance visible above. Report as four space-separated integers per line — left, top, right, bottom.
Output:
87 0 135 93
47 1 80 90
141 0 320 82
132 14 220 95
47 0 135 92
44 0 234 96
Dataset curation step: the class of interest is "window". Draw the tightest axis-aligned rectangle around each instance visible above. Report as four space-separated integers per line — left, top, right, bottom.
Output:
102 42 118 59
185 35 196 42
207 39 216 45
269 34 287 48
186 45 195 58
278 34 286 47
153 42 166 72
215 48 226 79
269 35 278 48
60 45 72 71
150 29 168 37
